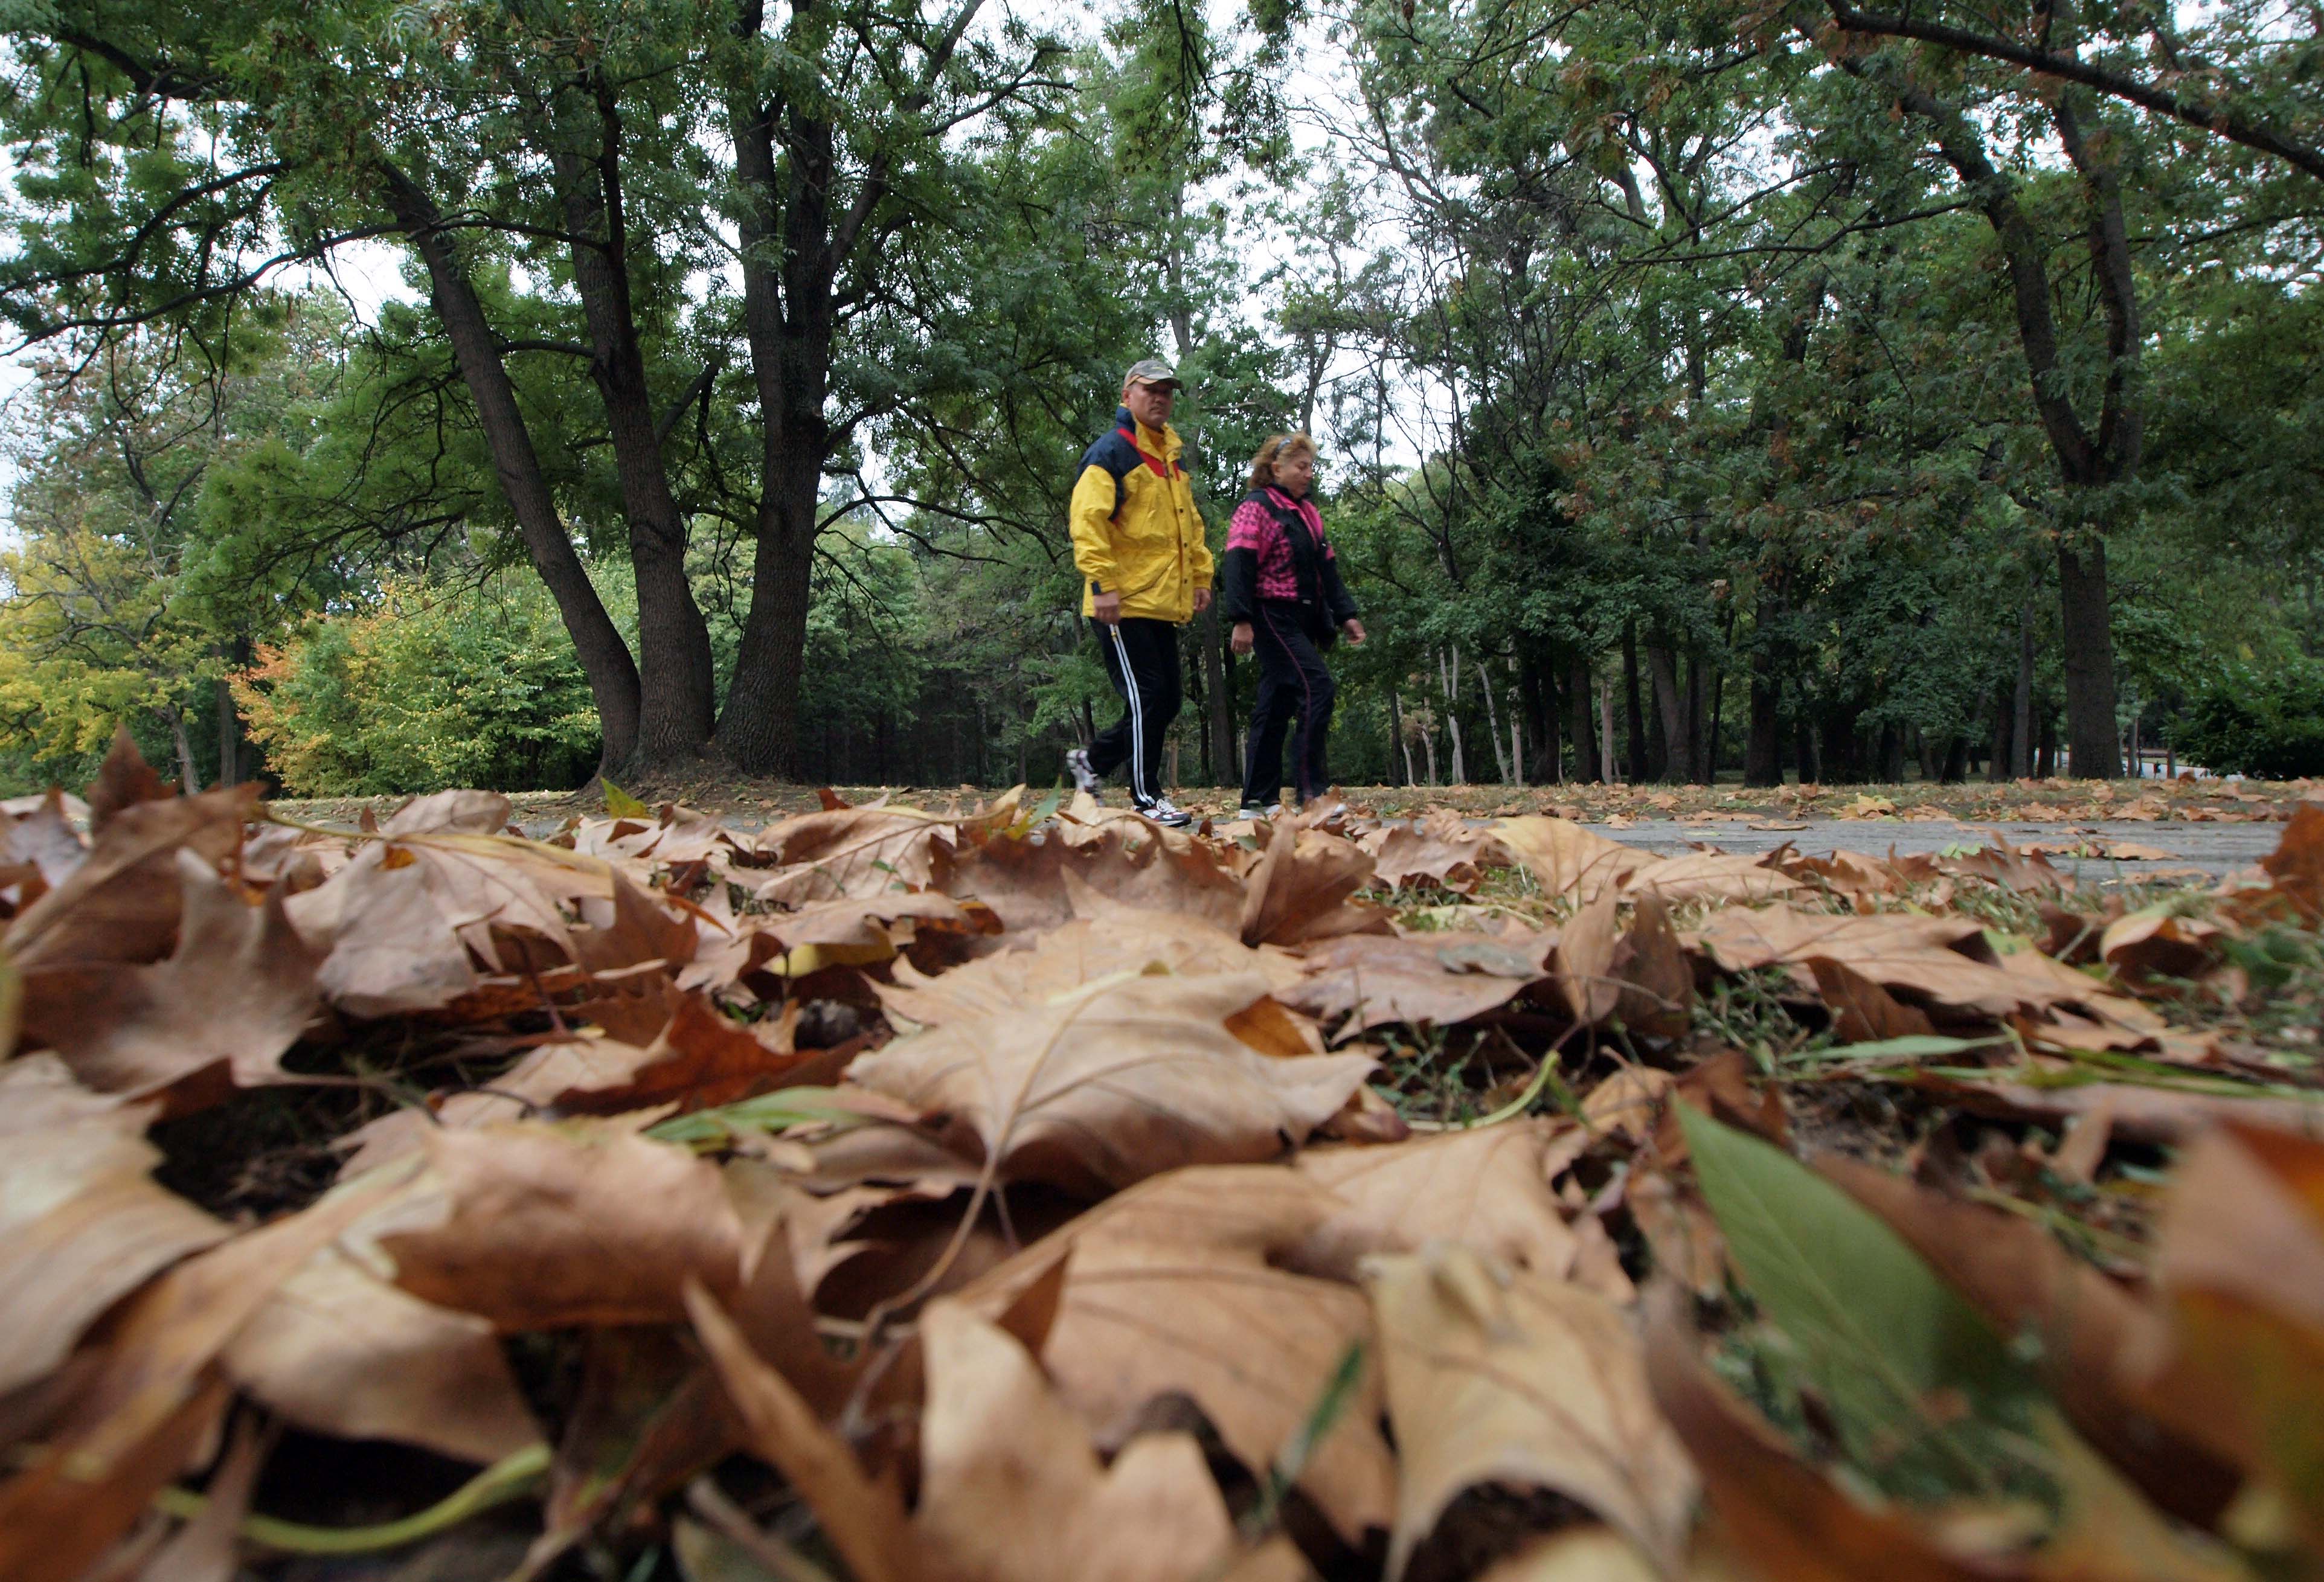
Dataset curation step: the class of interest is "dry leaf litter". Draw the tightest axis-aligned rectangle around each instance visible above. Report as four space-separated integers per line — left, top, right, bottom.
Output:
2 730 2322 1582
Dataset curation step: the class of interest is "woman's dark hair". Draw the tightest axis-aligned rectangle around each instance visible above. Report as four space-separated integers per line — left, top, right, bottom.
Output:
1247 432 1317 492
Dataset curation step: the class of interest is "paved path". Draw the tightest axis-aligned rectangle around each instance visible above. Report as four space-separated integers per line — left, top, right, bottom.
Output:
1590 816 2281 880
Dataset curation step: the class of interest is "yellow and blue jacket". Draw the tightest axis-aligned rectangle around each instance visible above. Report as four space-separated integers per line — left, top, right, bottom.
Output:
1069 406 1214 622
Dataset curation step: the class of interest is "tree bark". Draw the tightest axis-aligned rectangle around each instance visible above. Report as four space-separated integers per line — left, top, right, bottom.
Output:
1440 645 1466 783
1565 655 1599 783
1598 676 1619 784
1745 664 1783 788
2057 539 2120 777
1622 626 1649 781
2012 601 2037 779
376 161 641 777
1646 643 1690 783
1518 643 1560 783
1868 61 2133 778
162 705 199 794
550 94 716 766
1480 652 1512 784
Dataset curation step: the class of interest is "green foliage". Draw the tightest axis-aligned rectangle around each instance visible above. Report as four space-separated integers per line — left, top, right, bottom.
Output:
2170 664 2324 780
233 572 621 795
2 0 2320 793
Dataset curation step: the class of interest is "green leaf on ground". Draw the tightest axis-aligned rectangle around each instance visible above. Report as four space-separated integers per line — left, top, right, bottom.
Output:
1678 1106 2049 1503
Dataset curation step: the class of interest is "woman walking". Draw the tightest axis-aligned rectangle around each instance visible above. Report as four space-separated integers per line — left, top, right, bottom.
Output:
1220 433 1366 818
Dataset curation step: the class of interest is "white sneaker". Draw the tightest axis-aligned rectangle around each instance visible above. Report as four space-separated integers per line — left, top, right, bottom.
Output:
1137 796 1195 828
1064 748 1101 797
1236 804 1270 821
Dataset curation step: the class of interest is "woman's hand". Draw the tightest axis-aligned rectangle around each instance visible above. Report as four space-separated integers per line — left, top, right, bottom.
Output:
1231 621 1254 656
1343 619 1367 645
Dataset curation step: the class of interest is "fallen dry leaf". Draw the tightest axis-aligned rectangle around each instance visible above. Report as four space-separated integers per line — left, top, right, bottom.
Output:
1624 850 1803 905
915 1299 1248 1582
2137 1120 2324 1542
222 1243 543 1465
880 889 1300 1030
1556 883 1624 1026
2099 909 2224 991
1239 822 1389 947
847 970 1375 1194
955 1165 1395 1543
1689 904 2058 1022
750 804 956 903
1366 1245 1696 1579
6 787 258 1031
351 1122 745 1329
1289 1121 1584 1281
25 849 319 1109
945 815 1248 935
1278 929 1554 1037
1808 956 1938 1042
687 1281 925 1582
284 822 610 1017
0 1164 402 1582
1359 813 1511 894
1492 816 1652 902
0 1057 227 1397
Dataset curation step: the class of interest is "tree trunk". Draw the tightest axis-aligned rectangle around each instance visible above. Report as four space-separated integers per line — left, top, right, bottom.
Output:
1440 645 1466 783
1598 676 1619 784
376 161 641 777
1622 625 1649 781
1392 686 1416 787
1940 734 1968 783
2012 601 2037 779
1700 638 1728 784
1566 655 1599 783
1646 644 1689 783
2057 537 2121 778
162 705 199 794
1873 65 2137 783
1794 713 1818 785
1480 652 1511 784
215 676 240 787
1518 644 1560 784
549 105 716 766
1745 663 1783 788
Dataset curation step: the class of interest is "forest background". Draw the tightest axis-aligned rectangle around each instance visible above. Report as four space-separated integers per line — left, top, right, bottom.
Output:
1 0 2320 801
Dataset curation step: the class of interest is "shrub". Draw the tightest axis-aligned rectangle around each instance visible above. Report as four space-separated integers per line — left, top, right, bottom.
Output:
233 574 609 795
2169 662 2324 779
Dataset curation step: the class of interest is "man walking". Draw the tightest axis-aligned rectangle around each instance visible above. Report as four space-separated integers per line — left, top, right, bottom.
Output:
1064 359 1212 828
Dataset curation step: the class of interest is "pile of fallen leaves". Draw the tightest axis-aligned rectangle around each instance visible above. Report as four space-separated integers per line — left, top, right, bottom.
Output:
2 731 2321 1582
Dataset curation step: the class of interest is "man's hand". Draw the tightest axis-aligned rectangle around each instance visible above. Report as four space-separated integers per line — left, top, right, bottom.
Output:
1231 621 1254 656
1343 619 1367 646
1193 587 1212 615
1093 591 1122 625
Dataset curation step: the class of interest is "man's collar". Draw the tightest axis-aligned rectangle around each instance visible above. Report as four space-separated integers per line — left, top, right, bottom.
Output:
1115 406 1179 455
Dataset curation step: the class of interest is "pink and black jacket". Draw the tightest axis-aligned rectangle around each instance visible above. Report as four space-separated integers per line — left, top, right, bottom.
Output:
1218 487 1359 646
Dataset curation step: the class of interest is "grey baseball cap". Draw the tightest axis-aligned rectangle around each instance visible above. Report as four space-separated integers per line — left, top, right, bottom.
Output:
1124 357 1183 389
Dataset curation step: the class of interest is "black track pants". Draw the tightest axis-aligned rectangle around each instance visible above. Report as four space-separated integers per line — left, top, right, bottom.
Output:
1090 616 1183 807
1241 601 1336 808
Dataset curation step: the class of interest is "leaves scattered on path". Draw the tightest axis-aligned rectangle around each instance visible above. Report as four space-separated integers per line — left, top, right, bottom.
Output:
1 749 2320 1580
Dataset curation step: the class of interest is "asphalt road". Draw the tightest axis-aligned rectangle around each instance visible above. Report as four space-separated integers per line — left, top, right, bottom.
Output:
1590 816 2282 881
